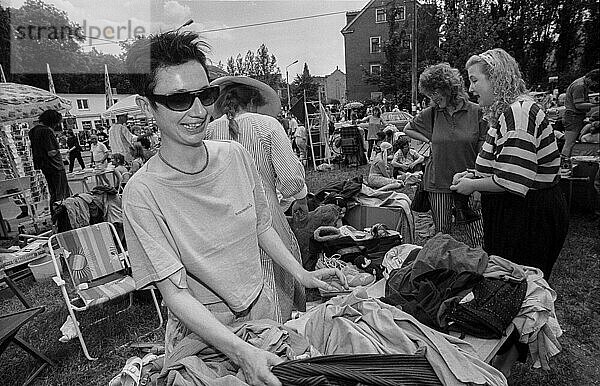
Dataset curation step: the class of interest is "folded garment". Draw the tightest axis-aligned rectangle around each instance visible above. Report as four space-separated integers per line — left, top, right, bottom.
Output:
272 353 442 386
160 319 315 385
382 244 422 278
303 288 507 386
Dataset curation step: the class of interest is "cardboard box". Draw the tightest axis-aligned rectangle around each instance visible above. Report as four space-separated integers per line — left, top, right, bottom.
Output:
345 204 413 243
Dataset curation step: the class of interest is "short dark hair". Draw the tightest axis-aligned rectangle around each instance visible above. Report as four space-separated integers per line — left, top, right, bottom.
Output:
137 135 151 149
394 136 410 149
39 109 62 128
125 31 210 97
112 153 125 165
585 69 600 85
131 142 146 160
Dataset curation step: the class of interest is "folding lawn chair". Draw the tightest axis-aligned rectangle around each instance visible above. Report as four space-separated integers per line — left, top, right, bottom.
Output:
47 222 163 360
339 125 363 168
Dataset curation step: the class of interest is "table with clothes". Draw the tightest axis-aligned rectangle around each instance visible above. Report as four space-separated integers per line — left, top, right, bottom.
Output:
66 167 117 193
113 233 561 386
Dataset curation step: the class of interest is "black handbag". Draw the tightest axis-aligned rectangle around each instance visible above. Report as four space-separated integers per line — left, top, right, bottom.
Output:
411 180 431 212
410 109 434 213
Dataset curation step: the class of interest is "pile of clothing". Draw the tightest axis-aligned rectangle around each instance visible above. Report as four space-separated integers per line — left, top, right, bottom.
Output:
53 186 125 242
381 233 562 369
296 289 508 385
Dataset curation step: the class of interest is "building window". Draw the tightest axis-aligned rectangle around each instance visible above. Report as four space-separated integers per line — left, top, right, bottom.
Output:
402 34 411 49
375 8 386 23
370 36 382 53
76 99 89 110
370 64 382 75
395 6 406 21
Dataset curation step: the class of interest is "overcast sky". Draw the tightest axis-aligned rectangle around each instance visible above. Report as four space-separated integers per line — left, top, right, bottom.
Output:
4 0 367 78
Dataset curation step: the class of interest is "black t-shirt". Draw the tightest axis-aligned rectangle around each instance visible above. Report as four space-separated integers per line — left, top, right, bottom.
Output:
66 136 82 152
28 124 64 171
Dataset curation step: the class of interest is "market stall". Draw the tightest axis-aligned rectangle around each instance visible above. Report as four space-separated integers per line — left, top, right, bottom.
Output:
0 82 72 237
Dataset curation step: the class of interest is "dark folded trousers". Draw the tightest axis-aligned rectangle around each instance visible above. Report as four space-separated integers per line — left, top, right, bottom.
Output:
41 169 72 216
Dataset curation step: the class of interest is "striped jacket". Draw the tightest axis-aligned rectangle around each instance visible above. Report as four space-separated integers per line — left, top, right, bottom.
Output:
476 99 560 197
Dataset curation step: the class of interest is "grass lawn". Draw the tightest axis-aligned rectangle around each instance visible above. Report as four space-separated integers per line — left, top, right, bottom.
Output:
1 164 599 385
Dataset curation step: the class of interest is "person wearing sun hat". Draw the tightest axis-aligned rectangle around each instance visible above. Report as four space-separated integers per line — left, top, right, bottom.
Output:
206 75 310 323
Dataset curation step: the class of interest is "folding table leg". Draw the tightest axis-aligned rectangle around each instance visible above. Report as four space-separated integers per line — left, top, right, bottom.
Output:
12 336 55 386
1 276 31 308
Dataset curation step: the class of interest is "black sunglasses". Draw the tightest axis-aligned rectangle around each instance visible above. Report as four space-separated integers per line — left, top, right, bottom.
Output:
148 86 220 111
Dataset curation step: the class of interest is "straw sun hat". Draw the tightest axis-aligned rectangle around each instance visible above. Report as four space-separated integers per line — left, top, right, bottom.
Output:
210 76 281 118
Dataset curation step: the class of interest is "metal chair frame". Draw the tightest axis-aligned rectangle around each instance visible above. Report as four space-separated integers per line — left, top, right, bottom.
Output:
47 222 163 360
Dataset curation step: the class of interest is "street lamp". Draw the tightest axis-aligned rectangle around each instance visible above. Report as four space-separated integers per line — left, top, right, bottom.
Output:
174 19 193 32
285 60 299 112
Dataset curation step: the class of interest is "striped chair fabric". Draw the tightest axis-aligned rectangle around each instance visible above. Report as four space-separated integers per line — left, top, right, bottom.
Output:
54 223 131 307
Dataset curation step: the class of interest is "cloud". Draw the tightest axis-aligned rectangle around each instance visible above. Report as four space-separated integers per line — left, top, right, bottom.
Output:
163 0 191 24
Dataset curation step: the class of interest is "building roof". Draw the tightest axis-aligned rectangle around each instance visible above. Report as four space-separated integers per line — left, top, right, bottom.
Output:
330 67 345 76
341 0 421 34
341 0 376 34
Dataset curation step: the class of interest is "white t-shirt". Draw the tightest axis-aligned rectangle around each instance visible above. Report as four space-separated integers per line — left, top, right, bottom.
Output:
123 140 272 312
91 142 108 164
289 118 298 133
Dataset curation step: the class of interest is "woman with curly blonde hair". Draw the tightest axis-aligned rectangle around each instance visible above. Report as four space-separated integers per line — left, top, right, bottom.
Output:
405 62 487 247
451 47 568 377
452 48 567 278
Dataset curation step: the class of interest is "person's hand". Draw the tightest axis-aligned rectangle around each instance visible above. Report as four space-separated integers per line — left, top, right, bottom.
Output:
299 268 348 292
291 198 309 222
472 191 482 211
452 170 473 185
450 178 476 195
235 345 283 386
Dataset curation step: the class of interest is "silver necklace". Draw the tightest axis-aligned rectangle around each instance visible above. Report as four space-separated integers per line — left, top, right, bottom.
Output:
158 142 209 175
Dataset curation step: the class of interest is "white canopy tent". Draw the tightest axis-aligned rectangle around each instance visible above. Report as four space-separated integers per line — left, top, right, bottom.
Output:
102 95 144 118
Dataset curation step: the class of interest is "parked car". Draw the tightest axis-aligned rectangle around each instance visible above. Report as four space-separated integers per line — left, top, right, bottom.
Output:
358 110 414 131
381 111 413 131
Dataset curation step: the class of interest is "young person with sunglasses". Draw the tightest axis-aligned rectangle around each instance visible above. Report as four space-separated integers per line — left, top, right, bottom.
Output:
123 31 346 386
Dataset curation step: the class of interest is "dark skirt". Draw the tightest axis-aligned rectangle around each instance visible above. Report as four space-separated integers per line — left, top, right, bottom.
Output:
481 184 568 281
483 184 568 362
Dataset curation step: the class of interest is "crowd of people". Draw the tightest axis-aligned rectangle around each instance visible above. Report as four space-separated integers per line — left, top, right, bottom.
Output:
22 28 599 384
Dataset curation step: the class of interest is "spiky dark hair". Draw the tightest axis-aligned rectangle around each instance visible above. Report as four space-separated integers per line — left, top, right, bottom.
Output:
125 31 210 97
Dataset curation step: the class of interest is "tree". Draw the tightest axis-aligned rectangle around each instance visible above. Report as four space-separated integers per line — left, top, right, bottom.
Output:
225 56 236 75
224 44 282 89
243 50 256 76
440 0 502 72
235 54 243 76
363 1 442 107
254 44 281 89
292 63 319 101
1 0 136 93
